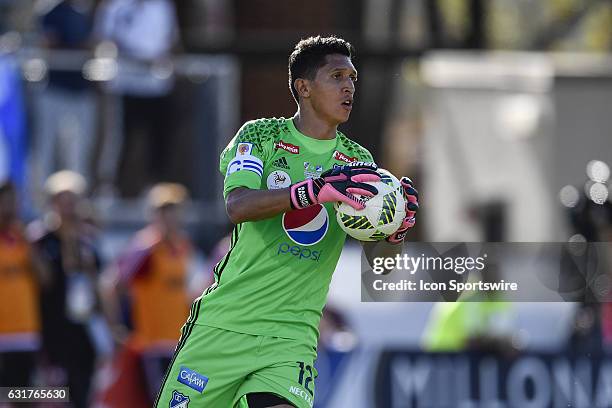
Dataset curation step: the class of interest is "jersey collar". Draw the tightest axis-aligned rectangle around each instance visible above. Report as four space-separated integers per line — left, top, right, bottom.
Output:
286 118 338 154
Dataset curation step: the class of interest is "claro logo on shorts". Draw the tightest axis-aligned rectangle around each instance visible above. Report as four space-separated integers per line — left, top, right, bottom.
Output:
177 366 208 393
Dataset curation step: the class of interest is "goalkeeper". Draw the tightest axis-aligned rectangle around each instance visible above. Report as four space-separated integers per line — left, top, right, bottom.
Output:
156 35 418 408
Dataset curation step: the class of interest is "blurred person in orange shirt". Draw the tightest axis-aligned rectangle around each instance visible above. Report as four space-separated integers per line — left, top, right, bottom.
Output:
0 180 47 389
100 182 199 403
31 170 104 408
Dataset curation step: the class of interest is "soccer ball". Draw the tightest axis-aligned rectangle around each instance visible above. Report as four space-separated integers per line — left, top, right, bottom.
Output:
334 168 406 241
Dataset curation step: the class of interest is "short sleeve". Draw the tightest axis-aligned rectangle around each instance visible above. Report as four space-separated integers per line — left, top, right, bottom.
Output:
219 121 269 199
357 148 374 164
336 132 376 166
351 143 375 165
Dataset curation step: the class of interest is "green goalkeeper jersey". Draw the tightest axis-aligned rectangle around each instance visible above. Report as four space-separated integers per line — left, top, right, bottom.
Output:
197 117 373 347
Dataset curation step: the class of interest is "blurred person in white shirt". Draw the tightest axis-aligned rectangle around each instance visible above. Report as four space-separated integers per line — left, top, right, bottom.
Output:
94 0 180 196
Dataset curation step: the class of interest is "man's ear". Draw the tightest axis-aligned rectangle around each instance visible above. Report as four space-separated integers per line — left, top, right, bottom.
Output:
294 78 311 99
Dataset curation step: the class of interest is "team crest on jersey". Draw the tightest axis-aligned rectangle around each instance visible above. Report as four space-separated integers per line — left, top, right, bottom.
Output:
236 142 253 156
169 390 190 408
275 140 300 154
304 162 323 179
282 205 329 246
267 170 291 190
333 150 358 163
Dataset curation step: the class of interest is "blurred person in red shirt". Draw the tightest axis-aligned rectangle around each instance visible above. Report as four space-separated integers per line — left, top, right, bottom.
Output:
0 180 47 390
100 182 199 403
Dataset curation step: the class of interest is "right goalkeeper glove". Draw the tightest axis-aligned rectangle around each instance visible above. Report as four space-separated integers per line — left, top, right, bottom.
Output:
290 163 381 210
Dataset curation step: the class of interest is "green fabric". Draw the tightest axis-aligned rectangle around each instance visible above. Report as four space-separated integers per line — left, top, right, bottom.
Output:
286 118 338 154
156 324 317 408
203 117 373 349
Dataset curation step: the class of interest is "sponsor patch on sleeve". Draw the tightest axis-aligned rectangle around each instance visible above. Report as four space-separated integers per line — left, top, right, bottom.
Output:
236 142 253 156
226 155 264 177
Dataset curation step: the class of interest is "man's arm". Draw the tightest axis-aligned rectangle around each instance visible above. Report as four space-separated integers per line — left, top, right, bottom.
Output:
225 187 292 224
225 164 381 224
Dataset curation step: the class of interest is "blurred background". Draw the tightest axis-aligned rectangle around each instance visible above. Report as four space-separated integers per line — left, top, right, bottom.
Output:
1 0 612 407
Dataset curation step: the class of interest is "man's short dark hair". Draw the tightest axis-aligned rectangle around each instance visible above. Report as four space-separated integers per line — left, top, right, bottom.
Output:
288 35 354 102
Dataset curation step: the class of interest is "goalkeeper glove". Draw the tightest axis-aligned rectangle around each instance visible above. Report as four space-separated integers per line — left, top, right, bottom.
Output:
290 163 381 210
386 177 419 244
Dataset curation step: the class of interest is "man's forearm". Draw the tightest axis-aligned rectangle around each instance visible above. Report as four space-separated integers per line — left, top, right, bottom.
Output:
226 187 292 224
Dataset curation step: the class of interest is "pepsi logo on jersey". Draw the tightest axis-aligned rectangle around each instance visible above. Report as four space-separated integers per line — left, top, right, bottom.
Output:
277 205 328 261
282 205 328 246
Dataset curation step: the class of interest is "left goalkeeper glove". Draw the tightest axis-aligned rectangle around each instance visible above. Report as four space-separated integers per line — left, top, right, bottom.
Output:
290 163 381 210
386 177 419 244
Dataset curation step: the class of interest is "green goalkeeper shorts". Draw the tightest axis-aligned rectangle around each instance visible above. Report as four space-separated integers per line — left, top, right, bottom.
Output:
155 323 318 408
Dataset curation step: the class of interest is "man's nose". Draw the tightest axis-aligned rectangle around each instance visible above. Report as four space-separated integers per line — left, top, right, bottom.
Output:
343 80 354 94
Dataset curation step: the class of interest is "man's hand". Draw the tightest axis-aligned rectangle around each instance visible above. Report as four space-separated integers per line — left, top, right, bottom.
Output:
386 177 419 244
290 163 381 210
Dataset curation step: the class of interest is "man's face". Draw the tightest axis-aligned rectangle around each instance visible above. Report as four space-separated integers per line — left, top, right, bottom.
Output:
306 54 357 125
52 191 80 221
154 204 182 234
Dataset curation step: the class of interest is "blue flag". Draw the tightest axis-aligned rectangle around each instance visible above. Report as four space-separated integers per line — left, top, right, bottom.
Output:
0 54 27 189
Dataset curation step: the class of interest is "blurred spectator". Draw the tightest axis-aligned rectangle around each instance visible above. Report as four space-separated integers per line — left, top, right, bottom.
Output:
30 170 103 408
94 0 179 196
100 182 198 403
422 264 515 354
33 0 97 204
423 300 515 353
0 181 46 389
563 166 612 352
318 305 357 353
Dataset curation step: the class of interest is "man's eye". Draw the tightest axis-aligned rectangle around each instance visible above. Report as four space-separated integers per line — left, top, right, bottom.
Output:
350 76 357 82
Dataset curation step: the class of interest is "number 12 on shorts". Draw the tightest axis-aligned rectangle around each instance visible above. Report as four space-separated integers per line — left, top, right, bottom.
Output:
296 362 316 396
